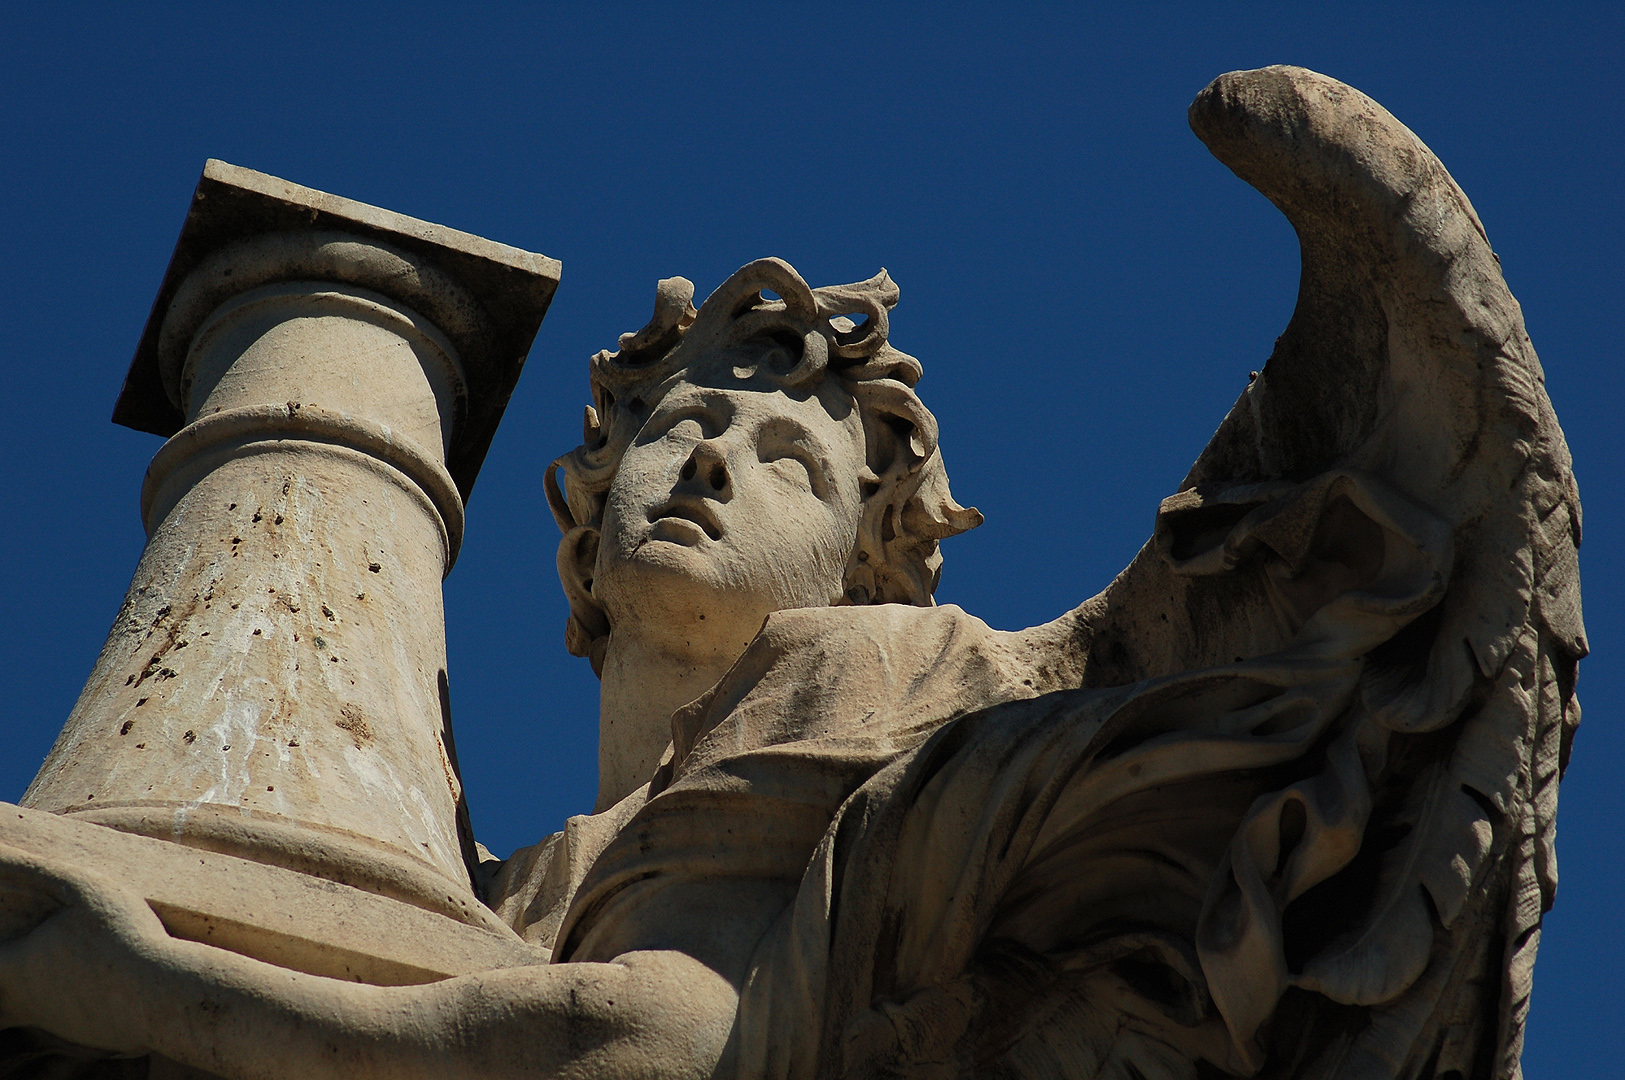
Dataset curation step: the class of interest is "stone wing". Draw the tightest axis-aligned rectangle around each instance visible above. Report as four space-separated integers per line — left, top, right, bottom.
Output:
1041 66 1585 1079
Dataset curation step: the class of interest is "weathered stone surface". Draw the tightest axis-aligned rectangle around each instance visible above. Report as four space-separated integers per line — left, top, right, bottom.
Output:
0 805 545 984
115 160 562 500
0 68 1582 1080
12 163 563 1037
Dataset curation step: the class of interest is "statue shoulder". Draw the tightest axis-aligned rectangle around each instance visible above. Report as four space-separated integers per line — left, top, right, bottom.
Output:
483 787 650 951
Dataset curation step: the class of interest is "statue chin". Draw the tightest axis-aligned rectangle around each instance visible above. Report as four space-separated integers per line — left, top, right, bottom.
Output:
595 542 800 657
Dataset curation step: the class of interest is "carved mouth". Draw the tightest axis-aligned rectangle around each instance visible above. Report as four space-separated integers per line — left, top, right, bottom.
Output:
647 499 722 542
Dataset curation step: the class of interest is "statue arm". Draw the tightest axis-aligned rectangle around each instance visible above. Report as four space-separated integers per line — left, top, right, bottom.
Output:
0 845 735 1080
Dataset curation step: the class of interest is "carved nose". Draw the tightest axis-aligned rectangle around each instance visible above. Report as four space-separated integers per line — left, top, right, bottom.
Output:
679 442 732 498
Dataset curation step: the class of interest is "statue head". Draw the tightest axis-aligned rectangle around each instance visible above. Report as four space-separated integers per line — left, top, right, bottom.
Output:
547 258 981 674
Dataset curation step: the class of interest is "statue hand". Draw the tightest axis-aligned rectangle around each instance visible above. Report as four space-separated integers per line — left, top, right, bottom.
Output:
0 841 167 1055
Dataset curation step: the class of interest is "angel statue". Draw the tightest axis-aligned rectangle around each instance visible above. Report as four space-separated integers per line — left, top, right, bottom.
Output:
0 66 1583 1080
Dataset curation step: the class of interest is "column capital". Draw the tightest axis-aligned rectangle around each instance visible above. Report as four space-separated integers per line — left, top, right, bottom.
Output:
114 159 561 501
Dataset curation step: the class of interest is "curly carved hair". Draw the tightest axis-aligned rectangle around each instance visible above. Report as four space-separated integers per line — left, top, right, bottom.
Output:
545 258 981 674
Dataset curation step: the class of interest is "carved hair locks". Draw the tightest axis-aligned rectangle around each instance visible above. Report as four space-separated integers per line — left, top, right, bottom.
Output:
546 258 982 672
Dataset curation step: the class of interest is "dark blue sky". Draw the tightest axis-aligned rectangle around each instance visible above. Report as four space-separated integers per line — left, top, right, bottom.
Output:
2 4 1617 1073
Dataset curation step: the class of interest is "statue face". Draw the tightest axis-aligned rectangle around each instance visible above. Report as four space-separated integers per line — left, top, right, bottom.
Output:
593 365 865 652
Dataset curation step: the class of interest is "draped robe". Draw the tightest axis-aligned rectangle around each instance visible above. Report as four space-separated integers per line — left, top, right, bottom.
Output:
489 468 1469 1079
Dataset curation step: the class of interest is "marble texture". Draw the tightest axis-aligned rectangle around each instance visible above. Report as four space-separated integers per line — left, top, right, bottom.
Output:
0 67 1583 1080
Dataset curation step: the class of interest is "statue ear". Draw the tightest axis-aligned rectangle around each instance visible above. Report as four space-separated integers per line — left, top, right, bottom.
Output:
844 379 978 608
558 525 610 668
860 385 933 480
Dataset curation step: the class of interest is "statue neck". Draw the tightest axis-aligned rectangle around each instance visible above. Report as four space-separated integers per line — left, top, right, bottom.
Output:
593 627 752 812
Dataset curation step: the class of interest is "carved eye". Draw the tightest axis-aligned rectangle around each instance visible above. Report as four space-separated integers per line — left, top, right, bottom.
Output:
763 454 813 489
667 417 703 442
757 427 830 500
639 410 711 446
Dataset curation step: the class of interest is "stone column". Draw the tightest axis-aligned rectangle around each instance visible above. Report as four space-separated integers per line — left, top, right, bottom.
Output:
21 162 560 922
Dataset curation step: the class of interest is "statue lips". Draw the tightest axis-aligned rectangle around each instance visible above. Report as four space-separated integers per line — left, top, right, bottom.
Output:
646 497 723 545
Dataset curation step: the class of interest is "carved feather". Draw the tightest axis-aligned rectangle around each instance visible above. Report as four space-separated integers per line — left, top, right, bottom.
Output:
1045 66 1584 1079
